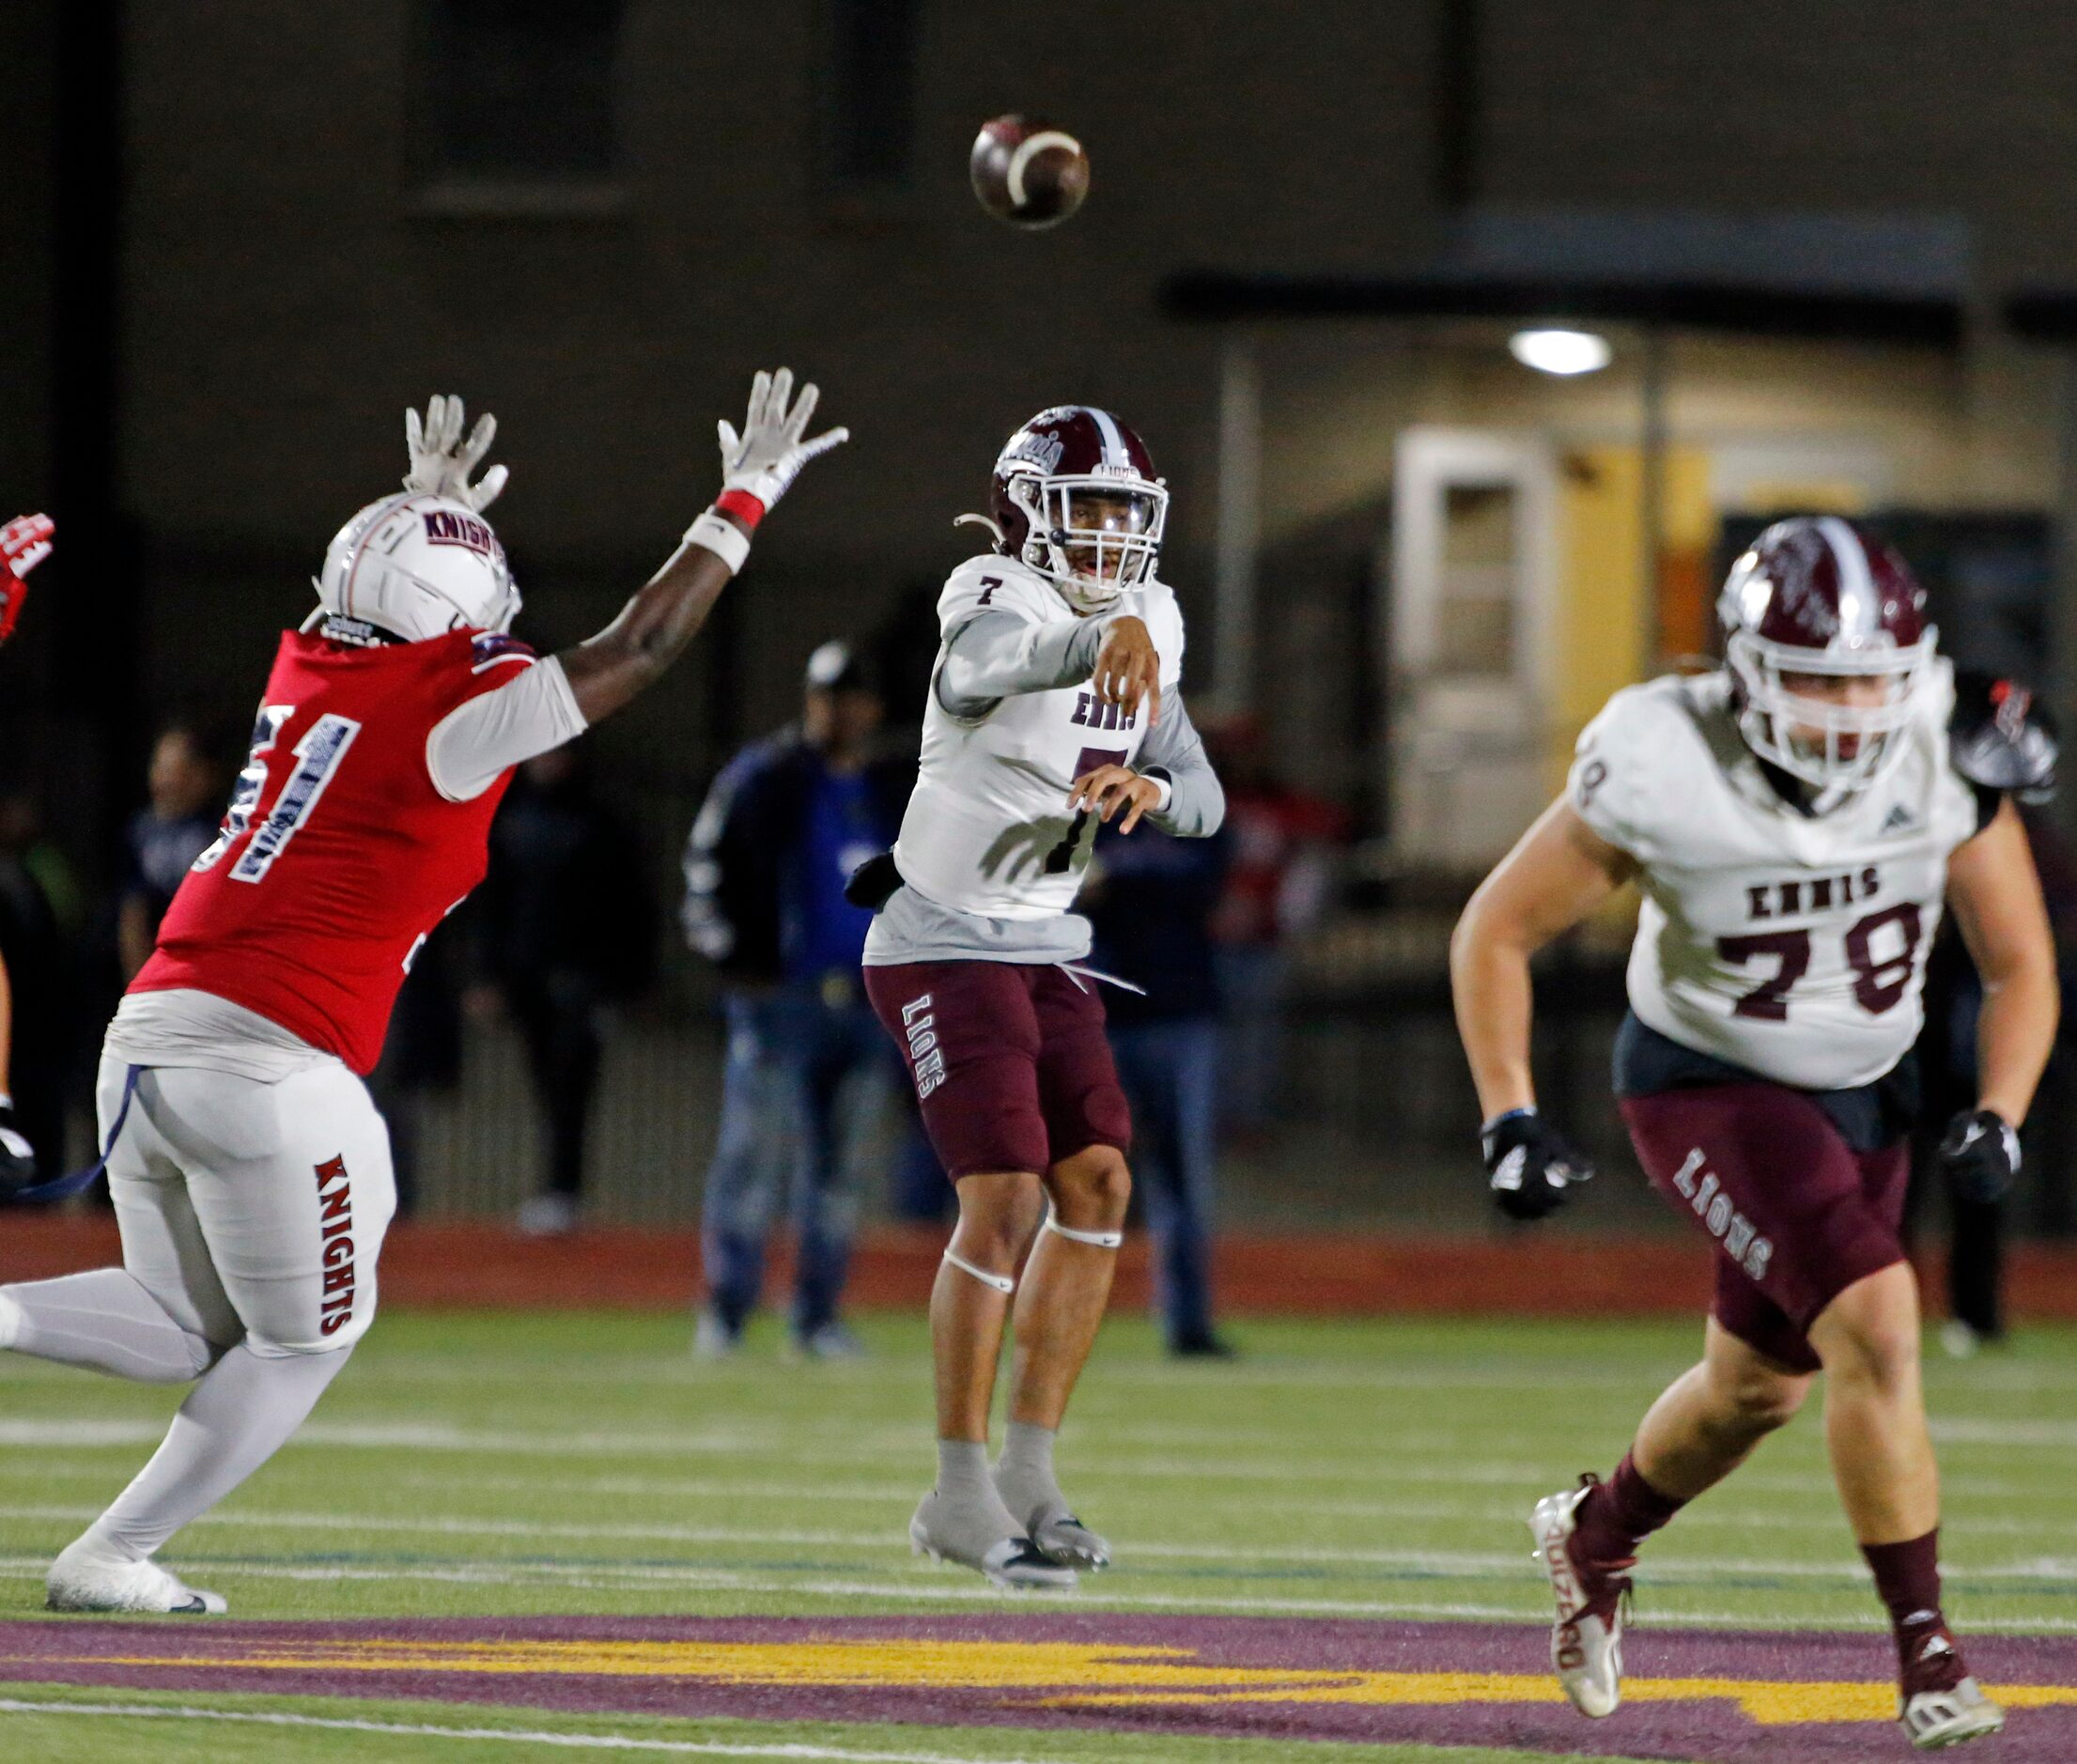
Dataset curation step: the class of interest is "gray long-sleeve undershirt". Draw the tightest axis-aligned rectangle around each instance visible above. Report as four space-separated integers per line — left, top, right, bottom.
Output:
936 609 1113 719
936 610 1224 839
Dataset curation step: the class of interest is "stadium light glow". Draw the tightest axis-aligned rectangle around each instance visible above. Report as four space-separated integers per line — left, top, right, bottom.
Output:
1508 328 1613 376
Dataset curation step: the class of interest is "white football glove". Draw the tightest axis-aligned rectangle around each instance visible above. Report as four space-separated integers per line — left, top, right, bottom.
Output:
404 395 508 513
716 368 847 513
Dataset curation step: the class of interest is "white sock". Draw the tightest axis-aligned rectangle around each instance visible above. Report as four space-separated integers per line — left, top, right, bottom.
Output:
1 1271 216 1384
90 1343 350 1562
936 1437 994 1499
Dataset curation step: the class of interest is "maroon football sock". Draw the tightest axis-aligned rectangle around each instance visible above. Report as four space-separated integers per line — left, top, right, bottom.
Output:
1571 1451 1686 1569
1862 1530 1959 1686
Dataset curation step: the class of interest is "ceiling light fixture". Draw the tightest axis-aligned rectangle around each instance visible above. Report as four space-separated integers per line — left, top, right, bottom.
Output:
1508 328 1613 376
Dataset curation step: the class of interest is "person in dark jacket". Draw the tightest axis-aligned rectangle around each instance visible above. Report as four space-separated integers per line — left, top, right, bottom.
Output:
116 723 225 983
1086 816 1235 1357
479 746 655 1233
684 642 909 1355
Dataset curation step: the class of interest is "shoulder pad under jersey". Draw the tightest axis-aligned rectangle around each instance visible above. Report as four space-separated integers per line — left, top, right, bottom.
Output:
1949 672 2057 801
470 631 537 671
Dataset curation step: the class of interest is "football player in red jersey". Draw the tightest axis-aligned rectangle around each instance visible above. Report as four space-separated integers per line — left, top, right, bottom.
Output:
0 376 844 1615
0 512 54 1194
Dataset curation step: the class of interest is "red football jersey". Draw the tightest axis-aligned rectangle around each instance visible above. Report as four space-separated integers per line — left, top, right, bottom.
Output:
132 627 537 1074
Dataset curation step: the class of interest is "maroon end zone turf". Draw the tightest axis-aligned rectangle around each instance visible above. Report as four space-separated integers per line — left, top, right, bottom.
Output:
0 1613 2071 1760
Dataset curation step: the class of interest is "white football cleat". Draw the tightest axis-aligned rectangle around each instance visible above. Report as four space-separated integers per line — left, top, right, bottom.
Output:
908 1490 1077 1591
1529 1479 1628 1719
47 1538 225 1615
1900 1676 2006 1749
1025 1508 1111 1572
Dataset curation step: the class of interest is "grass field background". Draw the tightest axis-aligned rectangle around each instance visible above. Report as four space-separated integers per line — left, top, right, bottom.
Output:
0 1308 2071 1763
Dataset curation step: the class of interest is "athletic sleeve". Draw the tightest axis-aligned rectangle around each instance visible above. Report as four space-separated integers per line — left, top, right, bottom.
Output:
1567 684 1679 863
425 656 588 803
936 609 1112 719
1136 689 1225 837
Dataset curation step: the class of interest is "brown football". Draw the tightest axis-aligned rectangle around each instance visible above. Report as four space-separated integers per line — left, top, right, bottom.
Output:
969 115 1089 229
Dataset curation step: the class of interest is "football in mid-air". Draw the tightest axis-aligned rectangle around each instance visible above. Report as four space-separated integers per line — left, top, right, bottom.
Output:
969 115 1089 229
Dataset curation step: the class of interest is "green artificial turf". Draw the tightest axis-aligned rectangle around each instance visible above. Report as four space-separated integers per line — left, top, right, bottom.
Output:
0 1307 2069 1762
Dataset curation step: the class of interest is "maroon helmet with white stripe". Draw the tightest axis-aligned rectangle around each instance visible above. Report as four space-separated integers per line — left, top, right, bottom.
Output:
976 406 1169 613
1717 516 1937 800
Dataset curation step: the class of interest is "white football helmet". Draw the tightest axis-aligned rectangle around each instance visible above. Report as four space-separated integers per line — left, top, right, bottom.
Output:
313 492 519 642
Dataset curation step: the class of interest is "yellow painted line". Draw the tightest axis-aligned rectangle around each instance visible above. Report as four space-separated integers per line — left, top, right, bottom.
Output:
11 1635 2076 1728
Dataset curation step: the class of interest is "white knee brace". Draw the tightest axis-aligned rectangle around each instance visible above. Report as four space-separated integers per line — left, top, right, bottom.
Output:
941 1248 1015 1293
1044 1204 1124 1250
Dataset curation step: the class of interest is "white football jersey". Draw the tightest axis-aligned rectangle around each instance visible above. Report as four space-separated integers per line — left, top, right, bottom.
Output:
892 555 1186 921
1571 666 1982 1090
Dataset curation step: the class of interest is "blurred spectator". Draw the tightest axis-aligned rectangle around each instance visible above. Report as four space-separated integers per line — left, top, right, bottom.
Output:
1087 817 1235 1357
477 748 655 1234
1910 803 2077 1353
117 722 225 981
368 929 467 1218
683 641 908 1357
1205 716 1345 1137
0 787 72 1174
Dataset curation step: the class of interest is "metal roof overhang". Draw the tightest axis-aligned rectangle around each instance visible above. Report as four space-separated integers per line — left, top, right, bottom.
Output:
1162 272 1962 348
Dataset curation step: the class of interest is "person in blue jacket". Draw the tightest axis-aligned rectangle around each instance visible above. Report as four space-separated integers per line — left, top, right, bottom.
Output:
683 642 911 1355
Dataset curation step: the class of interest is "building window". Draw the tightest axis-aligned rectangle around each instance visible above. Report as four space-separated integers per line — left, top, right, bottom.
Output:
822 0 919 191
415 0 624 194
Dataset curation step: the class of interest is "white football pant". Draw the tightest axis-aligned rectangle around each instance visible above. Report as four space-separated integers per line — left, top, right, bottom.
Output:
0 1052 396 1564
95 1054 396 1356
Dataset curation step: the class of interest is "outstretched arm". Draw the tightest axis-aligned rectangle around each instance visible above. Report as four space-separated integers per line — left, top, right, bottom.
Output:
938 611 1161 724
1450 797 1635 1120
558 528 743 725
420 373 847 800
562 369 845 723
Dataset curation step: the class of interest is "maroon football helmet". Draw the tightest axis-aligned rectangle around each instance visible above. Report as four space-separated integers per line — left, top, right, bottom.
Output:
977 406 1168 612
1717 517 1937 799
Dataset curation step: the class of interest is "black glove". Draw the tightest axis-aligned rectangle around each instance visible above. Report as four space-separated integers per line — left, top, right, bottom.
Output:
0 1103 39 1199
1940 1107 2021 1205
1481 1107 1593 1221
843 851 904 911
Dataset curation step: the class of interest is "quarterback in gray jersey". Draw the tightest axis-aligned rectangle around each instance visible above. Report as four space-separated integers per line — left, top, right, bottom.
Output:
857 406 1224 1590
1452 518 2057 1749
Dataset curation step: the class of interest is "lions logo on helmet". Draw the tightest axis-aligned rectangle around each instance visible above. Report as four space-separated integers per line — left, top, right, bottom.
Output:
969 406 1168 616
314 493 520 644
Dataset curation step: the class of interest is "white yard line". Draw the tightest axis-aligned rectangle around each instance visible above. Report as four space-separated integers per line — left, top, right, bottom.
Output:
345 1467 2077 1539
0 1697 1071 1762
3 1550 2074 1630
0 1503 2068 1583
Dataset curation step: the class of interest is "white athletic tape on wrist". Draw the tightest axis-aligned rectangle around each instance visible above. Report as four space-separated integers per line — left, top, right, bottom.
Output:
683 511 751 575
1045 1207 1124 1250
941 1248 1015 1293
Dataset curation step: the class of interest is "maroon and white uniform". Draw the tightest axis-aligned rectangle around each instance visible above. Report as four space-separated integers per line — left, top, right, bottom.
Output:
99 624 582 1353
1583 518 1985 1368
861 406 1225 1182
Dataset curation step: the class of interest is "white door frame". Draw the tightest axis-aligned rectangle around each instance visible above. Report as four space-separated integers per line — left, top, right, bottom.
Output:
1385 426 1562 864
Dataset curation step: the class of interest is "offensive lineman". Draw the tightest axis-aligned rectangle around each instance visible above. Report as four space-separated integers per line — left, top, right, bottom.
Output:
1452 518 2056 1749
856 407 1225 1588
0 373 845 1613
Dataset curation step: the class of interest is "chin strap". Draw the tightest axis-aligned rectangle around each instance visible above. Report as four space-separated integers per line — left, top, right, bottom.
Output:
941 1248 1015 1293
1044 1204 1123 1250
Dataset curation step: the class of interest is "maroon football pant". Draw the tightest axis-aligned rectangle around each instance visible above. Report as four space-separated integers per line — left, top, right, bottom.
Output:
864 960 1132 1181
1620 1083 1911 1373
